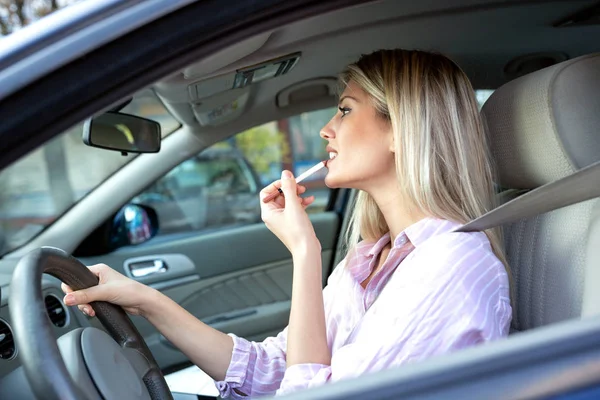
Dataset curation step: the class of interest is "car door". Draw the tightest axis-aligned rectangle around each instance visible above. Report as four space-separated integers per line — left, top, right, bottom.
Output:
76 107 341 370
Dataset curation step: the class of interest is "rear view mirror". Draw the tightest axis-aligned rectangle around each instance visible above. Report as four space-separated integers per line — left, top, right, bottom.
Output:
83 112 161 154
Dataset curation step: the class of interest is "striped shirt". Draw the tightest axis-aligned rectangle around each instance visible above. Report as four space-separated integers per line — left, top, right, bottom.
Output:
215 218 512 398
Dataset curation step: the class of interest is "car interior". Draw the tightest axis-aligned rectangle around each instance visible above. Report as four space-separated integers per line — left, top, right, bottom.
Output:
0 0 599 399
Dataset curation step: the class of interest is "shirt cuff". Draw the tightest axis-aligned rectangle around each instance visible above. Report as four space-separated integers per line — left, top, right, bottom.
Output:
214 334 253 398
275 363 332 396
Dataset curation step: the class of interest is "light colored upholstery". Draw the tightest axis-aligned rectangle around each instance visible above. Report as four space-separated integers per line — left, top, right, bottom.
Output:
482 53 600 331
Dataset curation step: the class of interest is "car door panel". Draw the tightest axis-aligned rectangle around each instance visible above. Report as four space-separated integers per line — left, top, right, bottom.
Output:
79 212 339 369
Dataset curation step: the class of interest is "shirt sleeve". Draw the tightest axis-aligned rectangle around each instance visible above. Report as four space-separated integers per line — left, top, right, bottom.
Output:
215 329 289 398
273 233 512 396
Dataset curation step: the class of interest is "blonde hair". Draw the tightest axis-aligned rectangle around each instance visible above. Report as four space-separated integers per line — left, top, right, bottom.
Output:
341 49 509 275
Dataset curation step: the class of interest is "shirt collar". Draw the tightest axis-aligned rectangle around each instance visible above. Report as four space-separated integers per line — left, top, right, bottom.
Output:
347 218 461 278
358 217 461 257
367 232 391 257
404 217 462 247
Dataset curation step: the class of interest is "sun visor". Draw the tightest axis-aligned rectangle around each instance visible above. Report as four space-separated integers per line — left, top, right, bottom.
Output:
191 87 250 127
189 53 301 101
183 32 272 79
187 53 301 126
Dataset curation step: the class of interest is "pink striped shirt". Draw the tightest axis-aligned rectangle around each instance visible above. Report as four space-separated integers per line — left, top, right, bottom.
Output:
215 218 512 398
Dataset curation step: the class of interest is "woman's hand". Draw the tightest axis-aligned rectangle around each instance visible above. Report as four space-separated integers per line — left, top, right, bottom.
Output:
260 170 319 255
61 264 156 318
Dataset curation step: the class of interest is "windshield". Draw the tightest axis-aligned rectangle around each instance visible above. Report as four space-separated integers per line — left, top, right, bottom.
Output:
0 90 180 256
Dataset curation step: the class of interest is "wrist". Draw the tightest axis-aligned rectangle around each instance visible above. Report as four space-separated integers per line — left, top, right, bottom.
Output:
291 236 321 257
138 285 163 319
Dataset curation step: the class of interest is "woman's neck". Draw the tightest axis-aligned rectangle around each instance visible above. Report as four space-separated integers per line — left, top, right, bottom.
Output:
367 182 426 244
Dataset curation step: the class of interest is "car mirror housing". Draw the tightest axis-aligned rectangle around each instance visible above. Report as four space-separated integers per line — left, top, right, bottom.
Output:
82 112 161 154
109 204 159 249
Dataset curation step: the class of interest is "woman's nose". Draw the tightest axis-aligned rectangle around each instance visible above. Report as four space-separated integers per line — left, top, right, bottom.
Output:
320 118 336 140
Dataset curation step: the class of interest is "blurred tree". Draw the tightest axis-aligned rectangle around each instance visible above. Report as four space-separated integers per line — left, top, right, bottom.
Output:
0 1 77 35
234 125 291 178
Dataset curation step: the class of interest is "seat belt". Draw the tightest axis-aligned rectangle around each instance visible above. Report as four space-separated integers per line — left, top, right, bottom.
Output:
454 159 600 233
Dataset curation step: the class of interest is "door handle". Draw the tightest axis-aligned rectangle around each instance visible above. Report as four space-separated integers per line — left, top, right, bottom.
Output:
127 259 168 278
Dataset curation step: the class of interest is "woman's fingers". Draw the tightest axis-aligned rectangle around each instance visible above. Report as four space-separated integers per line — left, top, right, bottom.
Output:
61 264 119 318
61 265 106 295
63 284 95 316
61 282 72 294
271 192 314 209
301 196 315 209
262 182 307 203
77 304 95 317
63 282 111 307
260 180 282 202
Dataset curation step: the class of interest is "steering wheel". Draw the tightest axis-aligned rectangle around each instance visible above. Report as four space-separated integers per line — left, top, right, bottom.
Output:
9 247 173 400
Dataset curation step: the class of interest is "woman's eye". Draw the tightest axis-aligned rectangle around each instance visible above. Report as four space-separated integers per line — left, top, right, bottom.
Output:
339 107 351 117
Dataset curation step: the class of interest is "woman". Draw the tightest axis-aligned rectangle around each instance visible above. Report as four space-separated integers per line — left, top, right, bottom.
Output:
63 49 512 398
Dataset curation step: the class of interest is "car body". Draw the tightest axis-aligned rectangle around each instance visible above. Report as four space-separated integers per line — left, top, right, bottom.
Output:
0 0 599 399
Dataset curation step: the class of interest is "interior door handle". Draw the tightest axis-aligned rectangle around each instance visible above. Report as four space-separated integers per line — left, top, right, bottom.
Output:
127 259 168 278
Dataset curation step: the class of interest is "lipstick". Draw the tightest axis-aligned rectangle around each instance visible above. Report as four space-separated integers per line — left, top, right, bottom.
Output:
262 160 328 203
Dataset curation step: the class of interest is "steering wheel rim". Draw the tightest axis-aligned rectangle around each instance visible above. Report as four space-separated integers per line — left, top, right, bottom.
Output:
9 246 173 400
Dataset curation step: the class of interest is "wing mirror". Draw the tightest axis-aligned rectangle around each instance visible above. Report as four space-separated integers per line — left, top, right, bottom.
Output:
83 112 161 154
109 204 159 248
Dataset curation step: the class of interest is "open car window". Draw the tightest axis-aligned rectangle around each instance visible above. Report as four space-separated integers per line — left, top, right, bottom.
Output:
0 91 180 256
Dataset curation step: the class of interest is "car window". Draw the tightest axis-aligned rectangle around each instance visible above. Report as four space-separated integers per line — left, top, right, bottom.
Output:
0 91 180 256
475 89 494 110
132 107 335 236
0 1 79 37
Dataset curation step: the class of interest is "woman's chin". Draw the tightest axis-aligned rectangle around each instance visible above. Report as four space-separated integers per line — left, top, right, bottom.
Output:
324 174 342 189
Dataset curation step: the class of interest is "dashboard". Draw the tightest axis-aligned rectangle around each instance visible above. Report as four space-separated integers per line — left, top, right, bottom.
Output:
0 272 102 398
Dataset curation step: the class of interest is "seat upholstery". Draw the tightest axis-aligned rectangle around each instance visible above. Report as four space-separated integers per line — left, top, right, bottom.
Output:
482 53 600 332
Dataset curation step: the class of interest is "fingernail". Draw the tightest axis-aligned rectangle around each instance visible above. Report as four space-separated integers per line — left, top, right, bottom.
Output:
82 307 89 316
64 294 75 305
282 170 292 179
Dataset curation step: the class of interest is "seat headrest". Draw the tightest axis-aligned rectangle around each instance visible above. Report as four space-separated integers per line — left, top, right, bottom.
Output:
482 53 600 189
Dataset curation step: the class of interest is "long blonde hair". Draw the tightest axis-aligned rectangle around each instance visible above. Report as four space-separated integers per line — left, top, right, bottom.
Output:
341 49 509 273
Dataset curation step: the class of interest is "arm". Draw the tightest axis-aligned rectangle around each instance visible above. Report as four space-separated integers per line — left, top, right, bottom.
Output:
62 265 289 398
286 242 330 367
260 171 331 370
143 289 234 381
63 266 235 381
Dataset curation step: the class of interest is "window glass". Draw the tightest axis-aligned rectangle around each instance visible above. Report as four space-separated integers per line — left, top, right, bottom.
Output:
0 1 79 38
121 90 181 134
133 107 335 236
475 89 494 110
0 91 180 255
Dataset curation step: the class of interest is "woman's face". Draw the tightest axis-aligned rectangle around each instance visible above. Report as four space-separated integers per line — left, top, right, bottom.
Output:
321 81 396 191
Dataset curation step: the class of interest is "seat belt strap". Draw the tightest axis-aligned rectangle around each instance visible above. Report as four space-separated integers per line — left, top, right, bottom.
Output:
455 160 600 233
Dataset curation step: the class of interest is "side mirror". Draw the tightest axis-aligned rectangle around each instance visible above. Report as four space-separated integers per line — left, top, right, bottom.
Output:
109 204 159 248
83 112 161 154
